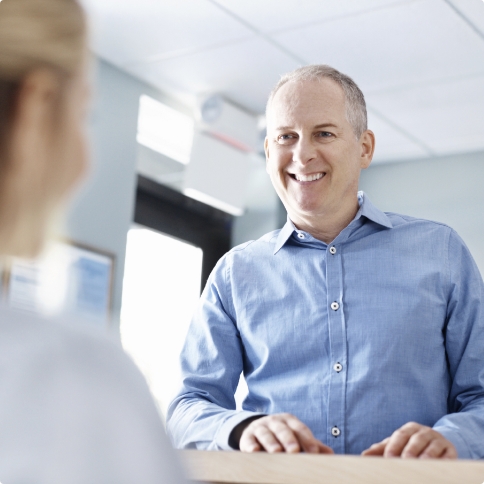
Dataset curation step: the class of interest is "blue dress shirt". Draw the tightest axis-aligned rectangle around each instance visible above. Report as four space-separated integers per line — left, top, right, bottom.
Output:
167 192 484 458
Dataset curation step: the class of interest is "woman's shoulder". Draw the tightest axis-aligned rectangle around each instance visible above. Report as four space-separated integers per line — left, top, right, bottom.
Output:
0 305 128 376
0 305 186 484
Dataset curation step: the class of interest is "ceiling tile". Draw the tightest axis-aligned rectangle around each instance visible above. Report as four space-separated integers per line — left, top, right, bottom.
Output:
79 0 253 65
273 0 484 93
127 38 300 114
366 74 484 155
212 0 410 33
367 111 430 163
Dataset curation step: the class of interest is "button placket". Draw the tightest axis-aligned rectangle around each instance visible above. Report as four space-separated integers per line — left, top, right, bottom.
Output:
326 237 347 454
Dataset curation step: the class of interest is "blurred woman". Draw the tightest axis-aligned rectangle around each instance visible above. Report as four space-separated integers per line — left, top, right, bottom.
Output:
0 0 186 482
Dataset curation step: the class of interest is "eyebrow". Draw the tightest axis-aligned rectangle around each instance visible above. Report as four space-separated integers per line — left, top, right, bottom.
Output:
274 123 338 131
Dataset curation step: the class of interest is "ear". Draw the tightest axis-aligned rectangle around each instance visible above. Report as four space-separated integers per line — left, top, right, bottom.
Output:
358 129 375 170
10 69 60 175
264 136 270 174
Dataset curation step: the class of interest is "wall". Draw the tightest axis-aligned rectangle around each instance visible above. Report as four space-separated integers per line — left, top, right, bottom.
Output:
231 154 281 247
359 150 484 273
65 58 178 327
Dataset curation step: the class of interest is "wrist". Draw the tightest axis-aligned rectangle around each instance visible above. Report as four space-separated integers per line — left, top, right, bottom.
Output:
228 415 264 450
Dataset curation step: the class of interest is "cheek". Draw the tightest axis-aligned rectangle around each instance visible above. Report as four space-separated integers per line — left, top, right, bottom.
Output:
267 160 287 189
268 148 290 175
72 125 89 179
53 119 89 199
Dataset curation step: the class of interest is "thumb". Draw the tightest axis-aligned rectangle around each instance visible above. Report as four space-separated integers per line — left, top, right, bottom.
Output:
361 439 388 456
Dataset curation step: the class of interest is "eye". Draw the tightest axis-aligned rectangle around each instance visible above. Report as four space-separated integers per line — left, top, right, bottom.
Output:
276 133 298 144
315 131 334 138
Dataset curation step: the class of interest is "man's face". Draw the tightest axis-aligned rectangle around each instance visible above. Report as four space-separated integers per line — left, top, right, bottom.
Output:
265 79 372 224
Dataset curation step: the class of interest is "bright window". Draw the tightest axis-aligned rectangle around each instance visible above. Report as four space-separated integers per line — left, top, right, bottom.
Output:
120 225 203 418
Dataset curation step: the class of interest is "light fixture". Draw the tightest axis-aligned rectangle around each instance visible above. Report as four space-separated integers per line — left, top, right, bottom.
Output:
137 95 194 165
183 132 249 217
183 188 244 216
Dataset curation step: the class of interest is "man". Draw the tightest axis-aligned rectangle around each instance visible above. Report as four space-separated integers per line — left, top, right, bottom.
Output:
167 65 484 459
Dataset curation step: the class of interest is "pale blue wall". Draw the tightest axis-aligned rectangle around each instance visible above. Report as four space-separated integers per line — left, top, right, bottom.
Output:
65 59 181 326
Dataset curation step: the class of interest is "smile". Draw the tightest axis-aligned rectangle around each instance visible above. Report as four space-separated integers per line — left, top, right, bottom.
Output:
290 172 325 182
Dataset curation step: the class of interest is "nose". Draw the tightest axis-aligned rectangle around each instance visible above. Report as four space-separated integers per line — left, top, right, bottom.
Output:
292 135 317 166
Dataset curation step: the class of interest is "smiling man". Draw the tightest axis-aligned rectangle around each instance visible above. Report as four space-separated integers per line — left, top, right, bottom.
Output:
167 65 484 459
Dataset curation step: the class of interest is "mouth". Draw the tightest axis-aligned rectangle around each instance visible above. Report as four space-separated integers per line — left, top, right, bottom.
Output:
289 172 326 183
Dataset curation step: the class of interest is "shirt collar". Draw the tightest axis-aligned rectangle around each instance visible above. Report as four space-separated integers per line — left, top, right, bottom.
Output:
273 191 393 255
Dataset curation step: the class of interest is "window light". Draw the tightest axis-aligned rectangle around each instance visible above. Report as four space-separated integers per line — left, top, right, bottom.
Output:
137 95 194 165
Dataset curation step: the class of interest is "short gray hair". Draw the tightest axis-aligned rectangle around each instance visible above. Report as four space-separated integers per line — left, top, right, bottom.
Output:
266 64 367 138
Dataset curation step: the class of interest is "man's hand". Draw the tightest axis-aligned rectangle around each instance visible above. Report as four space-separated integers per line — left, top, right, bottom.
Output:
361 422 457 459
239 413 334 454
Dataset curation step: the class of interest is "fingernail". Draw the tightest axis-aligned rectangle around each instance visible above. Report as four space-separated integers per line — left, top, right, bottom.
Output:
308 445 319 453
286 443 299 452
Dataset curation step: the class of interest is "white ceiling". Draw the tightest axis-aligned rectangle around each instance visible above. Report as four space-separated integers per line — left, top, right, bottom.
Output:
80 0 484 164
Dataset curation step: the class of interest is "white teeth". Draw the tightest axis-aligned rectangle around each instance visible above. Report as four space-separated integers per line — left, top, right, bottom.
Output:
294 172 324 182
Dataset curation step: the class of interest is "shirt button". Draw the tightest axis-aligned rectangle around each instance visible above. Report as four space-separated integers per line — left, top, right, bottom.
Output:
331 302 339 311
331 426 341 437
297 233 305 239
329 246 337 255
333 362 343 372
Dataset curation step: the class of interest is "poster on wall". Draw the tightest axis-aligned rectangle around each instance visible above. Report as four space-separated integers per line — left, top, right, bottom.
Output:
1 240 115 327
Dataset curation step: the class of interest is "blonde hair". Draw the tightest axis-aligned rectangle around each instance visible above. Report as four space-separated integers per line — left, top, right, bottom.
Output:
0 0 86 81
0 0 86 148
0 0 87 256
266 64 368 138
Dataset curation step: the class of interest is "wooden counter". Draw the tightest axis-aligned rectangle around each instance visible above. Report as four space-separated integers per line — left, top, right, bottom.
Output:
180 450 484 484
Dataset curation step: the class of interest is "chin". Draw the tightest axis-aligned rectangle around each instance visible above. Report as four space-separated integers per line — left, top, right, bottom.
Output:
0 214 50 260
5 236 44 260
293 201 325 216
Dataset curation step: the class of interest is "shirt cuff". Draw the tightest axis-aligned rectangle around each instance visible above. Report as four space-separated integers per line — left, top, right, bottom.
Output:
215 411 266 450
432 426 472 459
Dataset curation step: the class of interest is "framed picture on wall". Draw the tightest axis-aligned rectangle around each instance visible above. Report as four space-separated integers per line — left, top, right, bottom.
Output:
1 239 115 327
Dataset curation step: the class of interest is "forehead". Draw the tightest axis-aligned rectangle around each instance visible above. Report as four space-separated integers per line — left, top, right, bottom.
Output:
267 79 346 129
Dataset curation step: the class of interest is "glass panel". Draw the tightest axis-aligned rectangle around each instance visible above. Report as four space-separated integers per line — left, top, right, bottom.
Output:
120 224 203 419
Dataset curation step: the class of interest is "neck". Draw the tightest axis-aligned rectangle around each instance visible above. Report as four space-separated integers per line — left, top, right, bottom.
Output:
290 195 360 244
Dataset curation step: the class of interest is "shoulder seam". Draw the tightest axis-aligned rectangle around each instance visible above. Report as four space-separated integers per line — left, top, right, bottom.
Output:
385 212 453 229
231 239 256 253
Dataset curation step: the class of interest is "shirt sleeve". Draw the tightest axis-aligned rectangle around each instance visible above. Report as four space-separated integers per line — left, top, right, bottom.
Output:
166 255 264 450
432 229 484 459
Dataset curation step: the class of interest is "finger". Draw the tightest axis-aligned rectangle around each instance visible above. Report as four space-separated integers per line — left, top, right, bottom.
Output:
267 420 300 453
442 446 458 459
384 424 420 457
253 425 284 453
316 441 335 454
239 431 262 453
419 439 447 459
361 439 389 456
401 430 434 458
284 417 321 453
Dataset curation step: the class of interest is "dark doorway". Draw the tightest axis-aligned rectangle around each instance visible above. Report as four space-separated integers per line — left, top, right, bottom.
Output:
134 175 233 291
